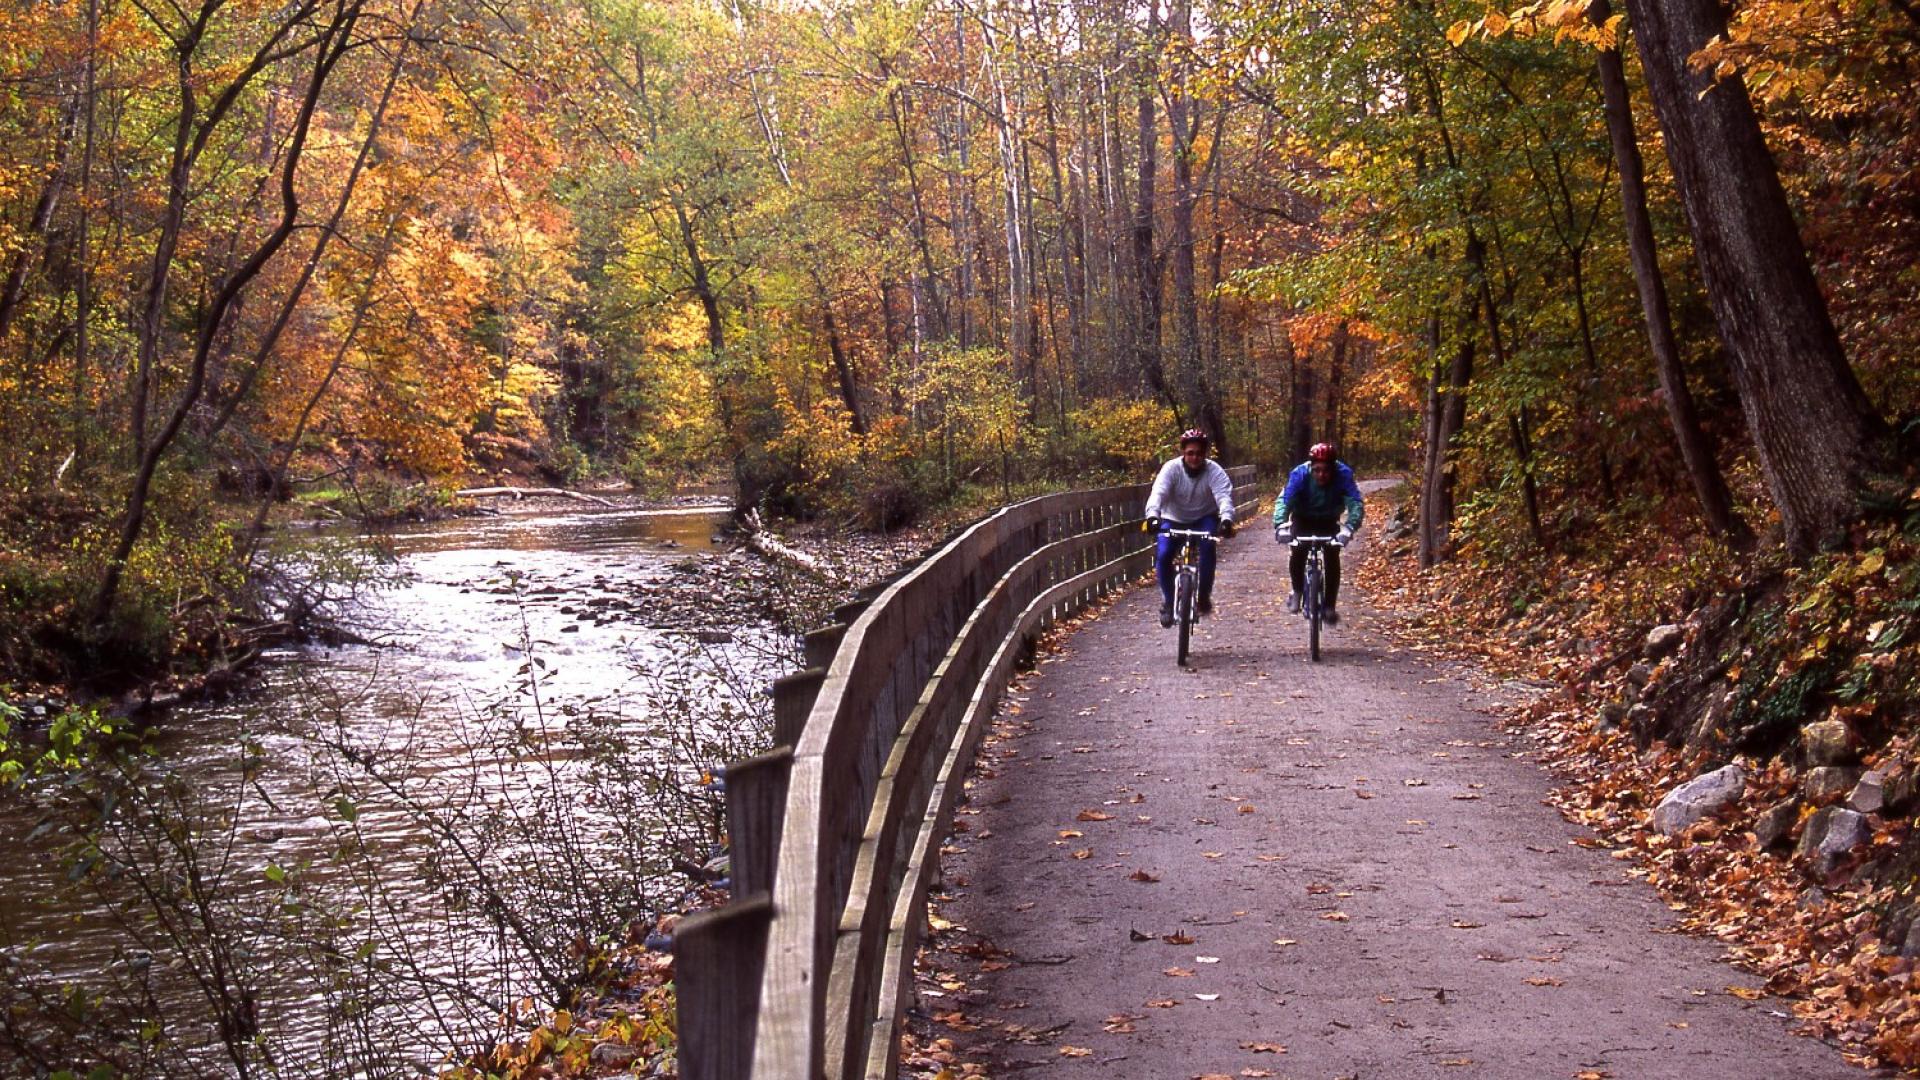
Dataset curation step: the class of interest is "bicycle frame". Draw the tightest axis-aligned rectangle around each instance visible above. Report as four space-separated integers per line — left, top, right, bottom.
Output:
1289 535 1341 661
1160 527 1218 666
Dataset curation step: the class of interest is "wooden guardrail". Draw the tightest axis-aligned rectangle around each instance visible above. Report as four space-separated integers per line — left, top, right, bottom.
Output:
675 467 1259 1080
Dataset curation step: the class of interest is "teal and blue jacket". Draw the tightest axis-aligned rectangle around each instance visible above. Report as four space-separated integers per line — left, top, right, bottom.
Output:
1273 461 1364 532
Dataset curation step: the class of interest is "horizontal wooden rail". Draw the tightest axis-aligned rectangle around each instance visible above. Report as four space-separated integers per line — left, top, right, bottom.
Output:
676 468 1258 1080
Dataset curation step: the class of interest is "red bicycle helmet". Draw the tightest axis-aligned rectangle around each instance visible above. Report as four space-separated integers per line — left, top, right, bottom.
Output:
1308 442 1336 462
1178 428 1210 448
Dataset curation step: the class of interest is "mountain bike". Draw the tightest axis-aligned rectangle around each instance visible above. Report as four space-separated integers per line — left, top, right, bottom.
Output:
1160 527 1218 666
1289 535 1342 662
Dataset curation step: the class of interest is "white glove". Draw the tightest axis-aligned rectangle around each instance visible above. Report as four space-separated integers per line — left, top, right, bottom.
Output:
1335 525 1354 545
1274 525 1294 546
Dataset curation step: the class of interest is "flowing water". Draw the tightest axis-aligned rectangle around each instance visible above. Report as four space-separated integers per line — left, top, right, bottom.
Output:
0 502 792 1076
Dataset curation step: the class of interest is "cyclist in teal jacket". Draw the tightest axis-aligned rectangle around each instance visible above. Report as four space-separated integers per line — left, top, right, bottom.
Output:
1272 442 1364 624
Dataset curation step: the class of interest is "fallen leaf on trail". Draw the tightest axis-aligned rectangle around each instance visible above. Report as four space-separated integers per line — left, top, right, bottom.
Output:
1194 993 1220 1001
1440 1060 1474 1067
1163 931 1195 945
1322 911 1350 922
1256 854 1286 862
1203 851 1224 859
1103 1014 1137 1033
1451 920 1485 929
1058 830 1083 839
1306 883 1333 894
1405 779 1428 787
1071 849 1092 860
1272 938 1298 946
1130 869 1161 883
1014 902 1035 912
1727 986 1766 1000
1241 1070 1277 1078
1193 1075 1233 1080
1376 995 1395 1004
1239 1041 1286 1053
1129 929 1152 942
1238 804 1257 814
1668 1022 1689 1030
1164 967 1196 977
1195 956 1221 963
981 960 1012 972
1078 810 1114 821
1059 1045 1092 1057
1524 976 1563 987
1575 1072 1611 1079
1355 790 1376 799
1146 998 1180 1008
1129 792 1147 803
929 915 954 930
1452 793 1482 801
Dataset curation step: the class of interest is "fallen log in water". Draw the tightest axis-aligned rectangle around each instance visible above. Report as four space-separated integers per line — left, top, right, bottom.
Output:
453 486 617 508
740 508 829 576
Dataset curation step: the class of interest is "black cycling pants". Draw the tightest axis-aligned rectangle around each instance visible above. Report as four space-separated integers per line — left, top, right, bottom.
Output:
1287 517 1342 606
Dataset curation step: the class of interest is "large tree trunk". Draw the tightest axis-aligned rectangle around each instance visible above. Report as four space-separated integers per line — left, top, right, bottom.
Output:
1466 229 1548 550
1622 0 1892 555
1132 36 1171 411
1327 319 1347 450
1590 0 1748 545
1419 308 1476 568
94 0 356 627
0 93 78 339
1288 331 1314 465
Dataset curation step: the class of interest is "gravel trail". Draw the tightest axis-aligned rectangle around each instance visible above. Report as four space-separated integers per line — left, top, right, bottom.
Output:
923 507 1868 1079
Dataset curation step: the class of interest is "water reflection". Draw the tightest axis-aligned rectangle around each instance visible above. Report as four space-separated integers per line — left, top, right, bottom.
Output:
0 502 781 1076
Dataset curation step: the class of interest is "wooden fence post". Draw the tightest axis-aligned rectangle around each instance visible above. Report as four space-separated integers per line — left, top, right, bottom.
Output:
675 895 775 1080
727 747 794 898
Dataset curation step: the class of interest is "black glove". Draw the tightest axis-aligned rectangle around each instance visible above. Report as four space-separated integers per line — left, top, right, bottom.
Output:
1144 516 1162 533
1217 519 1235 538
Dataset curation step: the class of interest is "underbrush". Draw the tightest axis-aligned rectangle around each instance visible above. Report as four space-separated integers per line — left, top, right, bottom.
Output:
1359 485 1920 1069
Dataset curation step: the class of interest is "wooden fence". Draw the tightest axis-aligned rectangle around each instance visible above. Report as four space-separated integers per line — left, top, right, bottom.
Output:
675 467 1259 1080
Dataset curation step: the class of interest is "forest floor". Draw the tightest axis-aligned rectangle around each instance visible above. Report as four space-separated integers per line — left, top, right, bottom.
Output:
902 494 1885 1079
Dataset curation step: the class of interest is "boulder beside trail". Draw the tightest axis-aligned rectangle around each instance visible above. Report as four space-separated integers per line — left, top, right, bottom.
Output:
1652 764 1747 835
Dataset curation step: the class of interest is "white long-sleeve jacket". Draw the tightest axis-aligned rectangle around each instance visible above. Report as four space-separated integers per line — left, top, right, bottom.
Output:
1144 458 1235 525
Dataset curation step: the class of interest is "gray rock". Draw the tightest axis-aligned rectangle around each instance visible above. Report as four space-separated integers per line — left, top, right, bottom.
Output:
1849 769 1889 815
590 1042 640 1069
1794 806 1871 873
1595 702 1628 732
1886 770 1919 814
1685 688 1734 752
1626 703 1659 743
1804 765 1862 803
1903 921 1920 959
1752 797 1801 851
1645 624 1685 658
1626 662 1654 689
1651 764 1748 835
1800 719 1856 766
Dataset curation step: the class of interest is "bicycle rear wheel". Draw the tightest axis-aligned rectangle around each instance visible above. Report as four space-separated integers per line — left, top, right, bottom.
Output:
1305 561 1323 662
1176 567 1194 665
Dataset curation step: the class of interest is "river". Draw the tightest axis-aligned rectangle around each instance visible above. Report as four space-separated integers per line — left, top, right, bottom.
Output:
0 500 802 1076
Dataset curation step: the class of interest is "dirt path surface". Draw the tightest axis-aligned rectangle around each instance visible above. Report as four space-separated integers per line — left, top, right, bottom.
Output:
923 505 1868 1079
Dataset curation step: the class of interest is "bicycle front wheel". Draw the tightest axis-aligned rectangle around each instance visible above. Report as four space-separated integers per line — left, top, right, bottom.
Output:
1305 562 1323 662
1176 567 1194 665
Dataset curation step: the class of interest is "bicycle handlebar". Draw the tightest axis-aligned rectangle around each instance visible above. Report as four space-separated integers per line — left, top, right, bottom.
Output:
1160 528 1220 541
1288 535 1343 547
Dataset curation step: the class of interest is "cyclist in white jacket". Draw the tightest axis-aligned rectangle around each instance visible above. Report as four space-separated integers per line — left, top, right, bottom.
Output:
1144 429 1236 627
